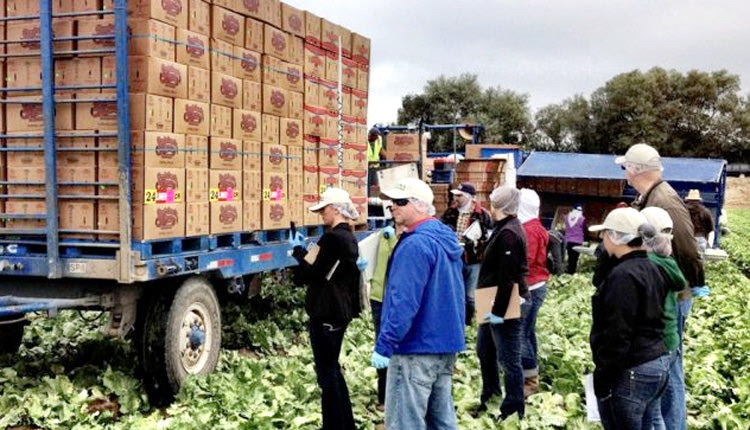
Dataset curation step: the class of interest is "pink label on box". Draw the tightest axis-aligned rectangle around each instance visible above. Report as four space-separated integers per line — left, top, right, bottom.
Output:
226 188 234 201
166 189 176 203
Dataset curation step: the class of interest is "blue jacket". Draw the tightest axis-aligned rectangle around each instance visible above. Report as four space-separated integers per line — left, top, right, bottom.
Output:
375 218 466 357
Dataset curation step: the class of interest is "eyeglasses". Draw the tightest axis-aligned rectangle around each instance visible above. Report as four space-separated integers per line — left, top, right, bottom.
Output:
392 198 410 207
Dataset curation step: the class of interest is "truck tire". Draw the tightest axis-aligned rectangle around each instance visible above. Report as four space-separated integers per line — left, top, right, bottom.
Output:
0 317 26 354
136 277 222 405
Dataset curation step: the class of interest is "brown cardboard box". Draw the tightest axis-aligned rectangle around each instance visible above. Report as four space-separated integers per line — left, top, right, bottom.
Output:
287 145 303 171
318 166 339 192
132 167 185 205
5 57 42 90
351 88 368 118
262 114 280 145
303 105 328 137
60 201 95 238
318 138 339 168
319 78 338 112
5 200 46 230
130 93 173 132
342 87 352 115
288 91 303 120
281 61 303 93
321 19 339 53
211 5 244 46
280 118 302 146
74 0 101 12
210 38 233 75
235 0 262 20
133 203 185 241
209 137 242 170
75 92 118 131
244 17 264 53
281 3 304 37
127 0 188 28
6 97 73 132
57 164 96 196
6 20 73 55
302 194 320 226
262 84 288 117
338 25 352 59
243 140 262 171
127 18 176 60
233 46 261 82
242 169 261 201
304 42 325 79
303 135 318 166
211 72 242 109
243 80 262 111
351 195 368 225
355 117 368 143
288 35 304 66
175 99 210 135
261 200 288 230
189 0 210 36
261 55 283 87
209 169 241 201
264 0 282 27
97 137 119 197
341 169 367 197
343 142 367 169
131 131 186 168
188 65 210 102
303 165 319 195
7 166 45 196
262 170 286 201
341 57 358 88
324 50 339 83
210 201 242 233
288 200 304 226
73 57 102 89
6 136 42 168
304 11 321 46
186 202 210 236
304 77 320 106
242 200 261 231
209 104 232 137
233 109 262 141
341 115 357 143
264 24 288 61
128 56 188 99
186 168 208 202
383 150 420 162
357 62 369 92
185 135 208 168
96 201 119 239
101 56 116 90
288 172 303 201
388 132 419 152
262 143 287 172
352 32 371 65
176 29 210 69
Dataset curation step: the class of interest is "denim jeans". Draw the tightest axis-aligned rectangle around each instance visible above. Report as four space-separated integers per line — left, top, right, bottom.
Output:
521 285 547 377
385 354 458 430
371 300 387 405
463 263 481 324
308 321 355 430
597 352 673 430
476 319 525 418
652 349 687 430
676 297 693 345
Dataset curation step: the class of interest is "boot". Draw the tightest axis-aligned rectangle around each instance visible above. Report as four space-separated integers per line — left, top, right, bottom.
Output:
523 376 539 398
465 303 475 326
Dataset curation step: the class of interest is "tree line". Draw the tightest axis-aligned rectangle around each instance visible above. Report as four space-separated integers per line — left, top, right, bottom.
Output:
395 68 750 163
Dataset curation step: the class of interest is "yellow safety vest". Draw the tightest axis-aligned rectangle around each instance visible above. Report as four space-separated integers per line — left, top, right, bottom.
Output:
367 136 382 162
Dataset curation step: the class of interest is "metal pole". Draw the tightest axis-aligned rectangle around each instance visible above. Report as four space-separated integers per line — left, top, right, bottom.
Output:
40 0 61 278
337 35 344 189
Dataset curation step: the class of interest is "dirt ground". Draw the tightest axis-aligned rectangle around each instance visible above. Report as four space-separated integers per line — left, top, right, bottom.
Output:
725 177 750 209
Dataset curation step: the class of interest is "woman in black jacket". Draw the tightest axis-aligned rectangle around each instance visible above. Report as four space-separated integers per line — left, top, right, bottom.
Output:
289 187 361 430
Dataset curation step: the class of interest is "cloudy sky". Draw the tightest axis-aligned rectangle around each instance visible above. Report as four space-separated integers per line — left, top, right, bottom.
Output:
286 0 750 126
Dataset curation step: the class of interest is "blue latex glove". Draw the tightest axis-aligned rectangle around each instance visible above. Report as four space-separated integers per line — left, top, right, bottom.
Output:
485 313 504 325
356 256 368 271
382 226 396 239
288 231 306 248
371 352 390 369
692 285 710 298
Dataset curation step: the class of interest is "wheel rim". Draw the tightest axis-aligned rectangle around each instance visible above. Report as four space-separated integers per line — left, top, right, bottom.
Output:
179 302 213 374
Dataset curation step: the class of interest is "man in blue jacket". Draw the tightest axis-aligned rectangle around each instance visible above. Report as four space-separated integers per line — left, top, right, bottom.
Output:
371 177 466 430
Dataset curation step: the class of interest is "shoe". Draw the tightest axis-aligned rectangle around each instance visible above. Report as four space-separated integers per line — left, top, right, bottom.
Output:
469 402 488 418
523 376 539 398
376 403 385 412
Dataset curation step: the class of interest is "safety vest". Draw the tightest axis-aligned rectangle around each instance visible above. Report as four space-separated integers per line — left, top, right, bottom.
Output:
367 136 382 162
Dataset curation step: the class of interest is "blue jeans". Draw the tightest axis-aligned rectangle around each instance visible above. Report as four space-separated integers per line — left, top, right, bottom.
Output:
676 297 692 345
385 354 458 430
521 285 547 376
597 352 673 430
463 263 480 323
652 349 687 430
308 321 355 430
371 300 387 405
477 319 525 418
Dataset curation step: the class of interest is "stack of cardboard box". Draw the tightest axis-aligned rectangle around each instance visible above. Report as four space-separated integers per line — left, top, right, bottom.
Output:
454 159 507 211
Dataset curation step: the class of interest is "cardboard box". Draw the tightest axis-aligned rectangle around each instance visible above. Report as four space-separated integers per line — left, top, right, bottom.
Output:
175 99 210 135
5 200 45 230
351 88 368 118
132 167 185 204
186 202 210 236
318 138 340 168
96 201 119 239
303 135 318 165
262 84 288 117
6 20 73 55
388 132 420 153
302 194 320 226
60 201 95 238
303 105 328 137
281 3 304 37
352 32 371 65
76 92 118 131
233 109 262 141
126 0 188 28
288 200 304 226
211 72 242 108
288 91 303 120
210 201 242 234
243 140 262 171
211 5 244 46
304 77 320 106
264 0 282 27
341 169 367 197
357 62 369 92
304 11 321 46
318 166 339 192
6 97 73 132
343 142 367 169
280 118 303 147
287 146 303 171
243 200 261 231
73 0 100 12
341 115 357 143
304 43 325 79
341 57 358 88
176 29 209 69
209 137 242 170
5 57 42 90
243 80 262 111
262 114 280 145
7 166 45 196
132 131 185 168
97 137 119 198
188 65 210 102
281 62 303 93
261 200 288 230
185 135 209 168
383 150 420 162
260 54 282 86
288 172 303 201
128 56 188 99
262 143 287 172
73 57 102 89
58 164 96 196
209 169 241 201
128 18 176 60
210 38 233 75
338 24 352 59
262 170 286 201
303 165 319 195
132 203 185 241
319 78 338 112
130 93 173 132
244 17 264 53
6 136 42 168
288 35 304 66
235 0 262 20
242 170 261 201
264 24 288 61
342 87 352 115
321 19 339 53
233 47 261 82
351 195 368 225
324 50 339 83
209 104 232 137
188 0 210 36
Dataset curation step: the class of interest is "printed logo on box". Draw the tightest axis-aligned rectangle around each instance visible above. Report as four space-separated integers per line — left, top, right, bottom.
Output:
162 0 183 17
219 205 238 224
222 13 240 35
241 114 257 132
160 64 182 88
242 53 259 72
184 104 204 125
272 32 286 52
270 90 285 108
90 101 117 119
186 36 205 58
221 78 238 99
244 0 260 13
155 207 179 229
289 15 302 32
219 141 238 160
269 203 285 221
155 136 178 159
286 122 299 139
269 147 284 166
286 67 301 84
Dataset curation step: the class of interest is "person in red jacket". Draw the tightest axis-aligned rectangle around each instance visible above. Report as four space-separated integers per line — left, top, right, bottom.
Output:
517 188 550 398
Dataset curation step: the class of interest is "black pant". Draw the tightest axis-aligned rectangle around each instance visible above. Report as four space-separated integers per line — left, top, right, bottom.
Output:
309 320 355 430
566 243 581 274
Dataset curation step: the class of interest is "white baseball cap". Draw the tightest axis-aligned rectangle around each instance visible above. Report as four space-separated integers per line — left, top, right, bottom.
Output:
589 207 647 235
309 187 352 212
614 143 662 169
381 177 434 205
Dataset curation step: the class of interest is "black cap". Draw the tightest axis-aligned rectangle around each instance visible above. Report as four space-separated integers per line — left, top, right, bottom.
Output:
451 182 476 196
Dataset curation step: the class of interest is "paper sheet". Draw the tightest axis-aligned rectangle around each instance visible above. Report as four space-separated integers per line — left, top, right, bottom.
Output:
357 232 379 282
584 373 601 422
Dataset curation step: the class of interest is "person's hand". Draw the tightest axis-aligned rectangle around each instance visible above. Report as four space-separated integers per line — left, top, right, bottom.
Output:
485 313 504 325
356 256 368 271
288 231 306 248
382 226 396 239
371 352 390 369
692 285 710 298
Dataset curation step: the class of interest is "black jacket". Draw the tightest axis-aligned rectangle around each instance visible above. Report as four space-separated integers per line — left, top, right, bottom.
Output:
478 216 528 316
686 201 714 238
440 201 493 265
590 250 667 397
292 223 361 324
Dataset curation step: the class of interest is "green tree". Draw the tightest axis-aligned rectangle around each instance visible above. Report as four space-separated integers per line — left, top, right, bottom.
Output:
532 95 592 152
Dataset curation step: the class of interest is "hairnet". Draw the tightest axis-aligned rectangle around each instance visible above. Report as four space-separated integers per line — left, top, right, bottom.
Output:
330 202 359 220
490 185 520 215
411 198 436 217
518 188 540 223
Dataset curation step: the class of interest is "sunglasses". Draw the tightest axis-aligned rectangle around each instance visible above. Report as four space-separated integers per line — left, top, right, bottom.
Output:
391 198 410 207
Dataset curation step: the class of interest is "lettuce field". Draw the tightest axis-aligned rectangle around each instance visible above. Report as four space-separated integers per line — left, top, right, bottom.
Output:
2 209 750 429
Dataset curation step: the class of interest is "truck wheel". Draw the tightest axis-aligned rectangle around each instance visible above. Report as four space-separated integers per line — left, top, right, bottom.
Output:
0 317 26 354
136 277 221 405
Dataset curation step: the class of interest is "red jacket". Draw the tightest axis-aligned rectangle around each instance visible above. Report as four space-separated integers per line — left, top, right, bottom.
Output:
523 218 550 286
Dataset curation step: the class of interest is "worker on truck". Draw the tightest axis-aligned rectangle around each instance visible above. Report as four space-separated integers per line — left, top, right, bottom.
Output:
367 127 383 164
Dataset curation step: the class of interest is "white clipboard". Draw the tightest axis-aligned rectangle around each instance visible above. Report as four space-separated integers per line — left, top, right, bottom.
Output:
357 232 380 282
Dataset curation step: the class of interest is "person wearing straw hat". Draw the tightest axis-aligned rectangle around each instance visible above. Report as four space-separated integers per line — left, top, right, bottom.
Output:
588 207 673 429
684 189 714 252
288 187 362 430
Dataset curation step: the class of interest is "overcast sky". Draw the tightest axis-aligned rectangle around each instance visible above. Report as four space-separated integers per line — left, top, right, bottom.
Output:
286 0 750 126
